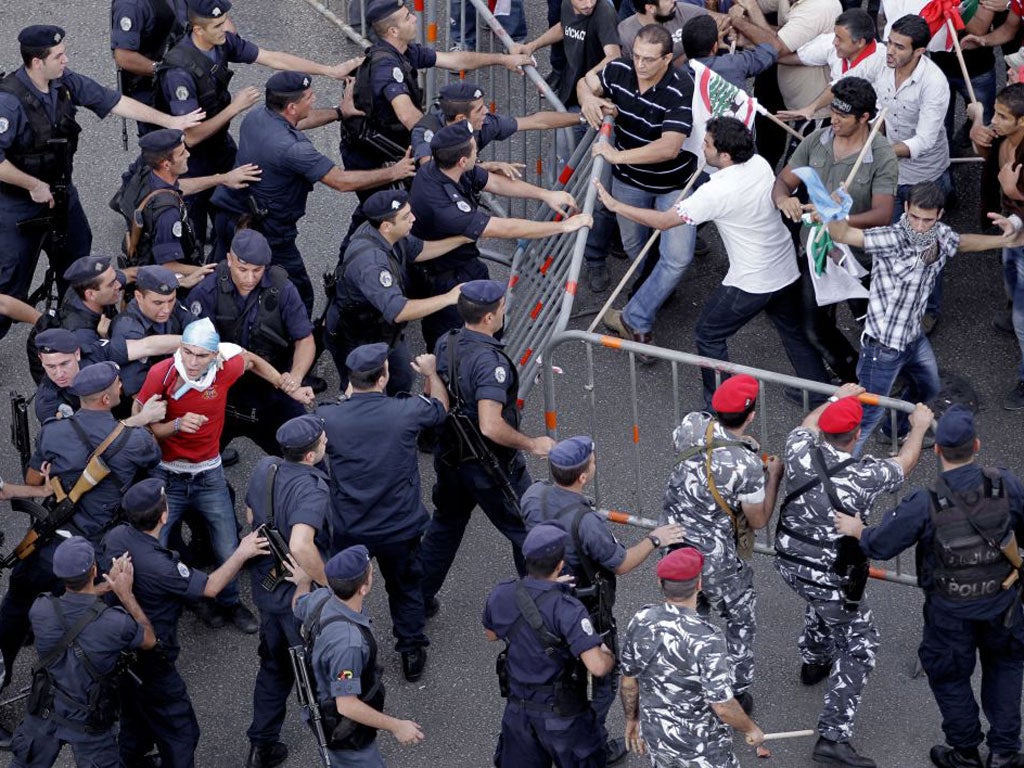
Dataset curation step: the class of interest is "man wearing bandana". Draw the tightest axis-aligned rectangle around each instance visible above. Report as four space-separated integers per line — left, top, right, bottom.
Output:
825 181 1024 455
134 317 314 632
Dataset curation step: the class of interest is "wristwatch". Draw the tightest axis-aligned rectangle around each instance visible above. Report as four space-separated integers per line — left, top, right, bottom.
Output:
334 105 344 122
827 395 840 403
647 534 661 548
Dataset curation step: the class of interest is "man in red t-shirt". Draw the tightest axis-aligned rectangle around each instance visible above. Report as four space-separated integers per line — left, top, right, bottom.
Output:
136 318 313 631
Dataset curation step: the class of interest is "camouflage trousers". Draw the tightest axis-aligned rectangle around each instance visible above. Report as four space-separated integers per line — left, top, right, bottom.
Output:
649 750 740 768
785 574 880 742
701 560 756 694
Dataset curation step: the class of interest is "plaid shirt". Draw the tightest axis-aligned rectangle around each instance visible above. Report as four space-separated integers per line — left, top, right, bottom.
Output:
861 222 959 351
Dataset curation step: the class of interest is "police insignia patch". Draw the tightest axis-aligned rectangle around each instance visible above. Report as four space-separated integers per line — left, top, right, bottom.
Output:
379 270 393 287
57 404 74 419
337 670 353 680
392 67 404 83
0 118 8 134
191 301 202 316
120 16 132 31
456 200 471 213
423 129 434 143
494 366 506 383
172 221 183 238
175 85 190 101
177 562 190 578
581 618 594 635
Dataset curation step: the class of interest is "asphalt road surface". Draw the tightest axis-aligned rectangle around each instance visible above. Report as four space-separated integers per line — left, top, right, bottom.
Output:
0 0 1020 766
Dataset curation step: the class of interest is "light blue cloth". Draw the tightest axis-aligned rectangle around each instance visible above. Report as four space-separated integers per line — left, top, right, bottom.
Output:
793 166 853 223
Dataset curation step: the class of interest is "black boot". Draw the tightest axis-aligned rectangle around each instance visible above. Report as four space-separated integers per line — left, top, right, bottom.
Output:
989 752 1024 768
245 741 288 768
930 745 984 768
800 661 831 685
812 737 877 767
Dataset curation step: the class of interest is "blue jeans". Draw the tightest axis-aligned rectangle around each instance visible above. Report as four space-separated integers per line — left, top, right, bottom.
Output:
944 70 997 147
894 169 954 318
853 334 940 456
154 465 241 606
450 0 527 47
1004 246 1024 383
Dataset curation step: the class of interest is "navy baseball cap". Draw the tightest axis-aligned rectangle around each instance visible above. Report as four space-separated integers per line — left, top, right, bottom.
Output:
325 545 371 580
18 25 65 48
523 523 568 559
63 256 113 287
440 82 484 102
123 479 166 515
266 71 312 95
430 120 474 151
230 229 272 266
461 279 505 305
935 404 975 447
548 436 594 471
135 265 178 294
52 536 95 579
35 328 80 355
69 361 120 396
362 190 408 222
139 129 184 153
365 0 405 25
276 415 325 451
186 0 232 18
345 343 389 374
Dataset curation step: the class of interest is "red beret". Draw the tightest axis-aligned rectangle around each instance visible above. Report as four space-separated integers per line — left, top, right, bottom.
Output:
711 375 759 414
656 547 704 581
818 396 863 434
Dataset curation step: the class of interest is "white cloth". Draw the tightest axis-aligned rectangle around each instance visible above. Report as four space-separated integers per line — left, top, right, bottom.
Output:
804 237 871 306
674 155 800 294
171 342 243 400
796 33 889 87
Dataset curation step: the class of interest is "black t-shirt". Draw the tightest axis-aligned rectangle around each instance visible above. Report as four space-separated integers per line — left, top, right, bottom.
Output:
558 0 620 107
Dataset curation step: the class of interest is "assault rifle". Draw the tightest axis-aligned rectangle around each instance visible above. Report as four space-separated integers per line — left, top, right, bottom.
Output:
289 645 332 768
255 523 291 593
20 138 71 309
10 391 32 475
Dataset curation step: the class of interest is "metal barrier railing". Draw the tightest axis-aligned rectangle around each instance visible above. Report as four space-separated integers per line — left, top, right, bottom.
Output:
540 329 923 584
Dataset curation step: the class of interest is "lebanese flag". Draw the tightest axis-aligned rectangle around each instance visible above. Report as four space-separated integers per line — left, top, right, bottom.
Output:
919 0 964 50
684 60 758 156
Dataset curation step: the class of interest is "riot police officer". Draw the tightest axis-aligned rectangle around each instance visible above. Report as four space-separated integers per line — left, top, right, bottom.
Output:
211 71 416 313
837 406 1024 768
100 478 269 768
8 536 156 768
290 545 426 766
420 280 556 613
520 436 685 766
317 343 449 682
0 24 202 334
243 415 331 768
660 374 783 714
157 0 356 247
776 386 932 768
187 229 313 456
408 121 587 352
327 189 468 395
32 328 81 423
483 523 615 768
0 362 163 688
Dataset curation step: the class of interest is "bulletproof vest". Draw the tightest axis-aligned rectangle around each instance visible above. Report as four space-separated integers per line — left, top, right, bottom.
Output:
108 161 198 268
345 44 423 150
156 39 233 131
115 0 185 95
929 469 1014 602
333 233 407 349
213 261 291 370
0 72 81 183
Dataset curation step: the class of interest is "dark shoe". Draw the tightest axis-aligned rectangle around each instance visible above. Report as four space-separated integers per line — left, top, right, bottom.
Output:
605 737 628 765
930 745 983 768
303 374 328 394
693 235 710 257
194 599 225 629
246 742 288 768
402 648 427 682
588 263 610 293
989 752 1024 768
812 737 877 767
921 312 939 336
994 308 1015 335
1005 381 1024 411
221 447 240 467
425 596 440 619
226 603 258 634
800 661 831 685
735 690 753 715
0 723 12 750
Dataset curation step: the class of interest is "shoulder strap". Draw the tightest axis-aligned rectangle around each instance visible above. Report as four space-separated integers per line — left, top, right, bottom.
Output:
809 446 854 515
702 419 740 531
35 597 107 673
513 581 564 656
570 507 601 588
127 187 183 260
63 417 133 494
781 454 858 509
265 462 279 530
445 330 464 406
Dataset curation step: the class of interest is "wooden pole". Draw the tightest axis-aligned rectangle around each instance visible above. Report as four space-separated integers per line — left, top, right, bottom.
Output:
946 17 978 104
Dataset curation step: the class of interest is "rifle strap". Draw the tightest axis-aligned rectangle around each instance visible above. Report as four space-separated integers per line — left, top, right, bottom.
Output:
538 485 602 591
64 419 132 495
513 582 564 656
445 330 464 408
702 419 741 535
265 462 280 531
128 188 182 257
35 596 107 673
810 447 853 516
780 456 857 510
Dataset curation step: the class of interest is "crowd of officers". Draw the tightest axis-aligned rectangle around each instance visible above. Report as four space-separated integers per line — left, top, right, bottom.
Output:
1 0 1024 766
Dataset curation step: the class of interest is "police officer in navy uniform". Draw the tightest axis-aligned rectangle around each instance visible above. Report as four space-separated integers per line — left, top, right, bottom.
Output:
520 436 685 766
483 523 615 768
187 229 314 456
837 405 1024 768
0 362 163 690
211 71 415 314
8 536 157 768
317 343 449 682
0 24 202 335
101 479 269 768
327 188 469 395
32 328 82 423
289 545 426 767
408 121 588 352
242 415 331 768
157 0 356 248
420 280 557 612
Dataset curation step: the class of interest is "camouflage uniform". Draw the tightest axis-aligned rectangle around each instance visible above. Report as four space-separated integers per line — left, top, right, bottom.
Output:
660 412 764 695
774 426 904 742
621 602 739 768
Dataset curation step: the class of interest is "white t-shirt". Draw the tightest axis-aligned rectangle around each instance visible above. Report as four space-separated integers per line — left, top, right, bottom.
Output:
797 33 889 86
674 155 800 294
882 0 949 52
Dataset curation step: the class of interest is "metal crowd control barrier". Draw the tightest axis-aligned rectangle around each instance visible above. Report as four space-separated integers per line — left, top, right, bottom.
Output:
540 329 923 584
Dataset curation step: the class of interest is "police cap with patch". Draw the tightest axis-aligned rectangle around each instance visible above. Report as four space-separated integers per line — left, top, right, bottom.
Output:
230 229 272 266
325 545 371 581
711 374 759 414
430 119 474 151
935 404 976 448
18 25 65 48
63 255 113 287
52 536 95 580
440 82 484 102
461 279 505 305
276 415 325 451
69 361 120 396
363 190 408 222
139 128 184 153
345 343 389 375
123 479 166 515
523 523 568 560
365 0 405 25
265 71 312 95
186 0 232 18
35 328 80 355
656 546 704 581
549 436 594 471
135 265 179 295
818 396 863 434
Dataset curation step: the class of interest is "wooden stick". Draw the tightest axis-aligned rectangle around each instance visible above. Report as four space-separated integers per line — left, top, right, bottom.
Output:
946 17 978 104
843 106 889 189
762 729 817 741
760 104 807 141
